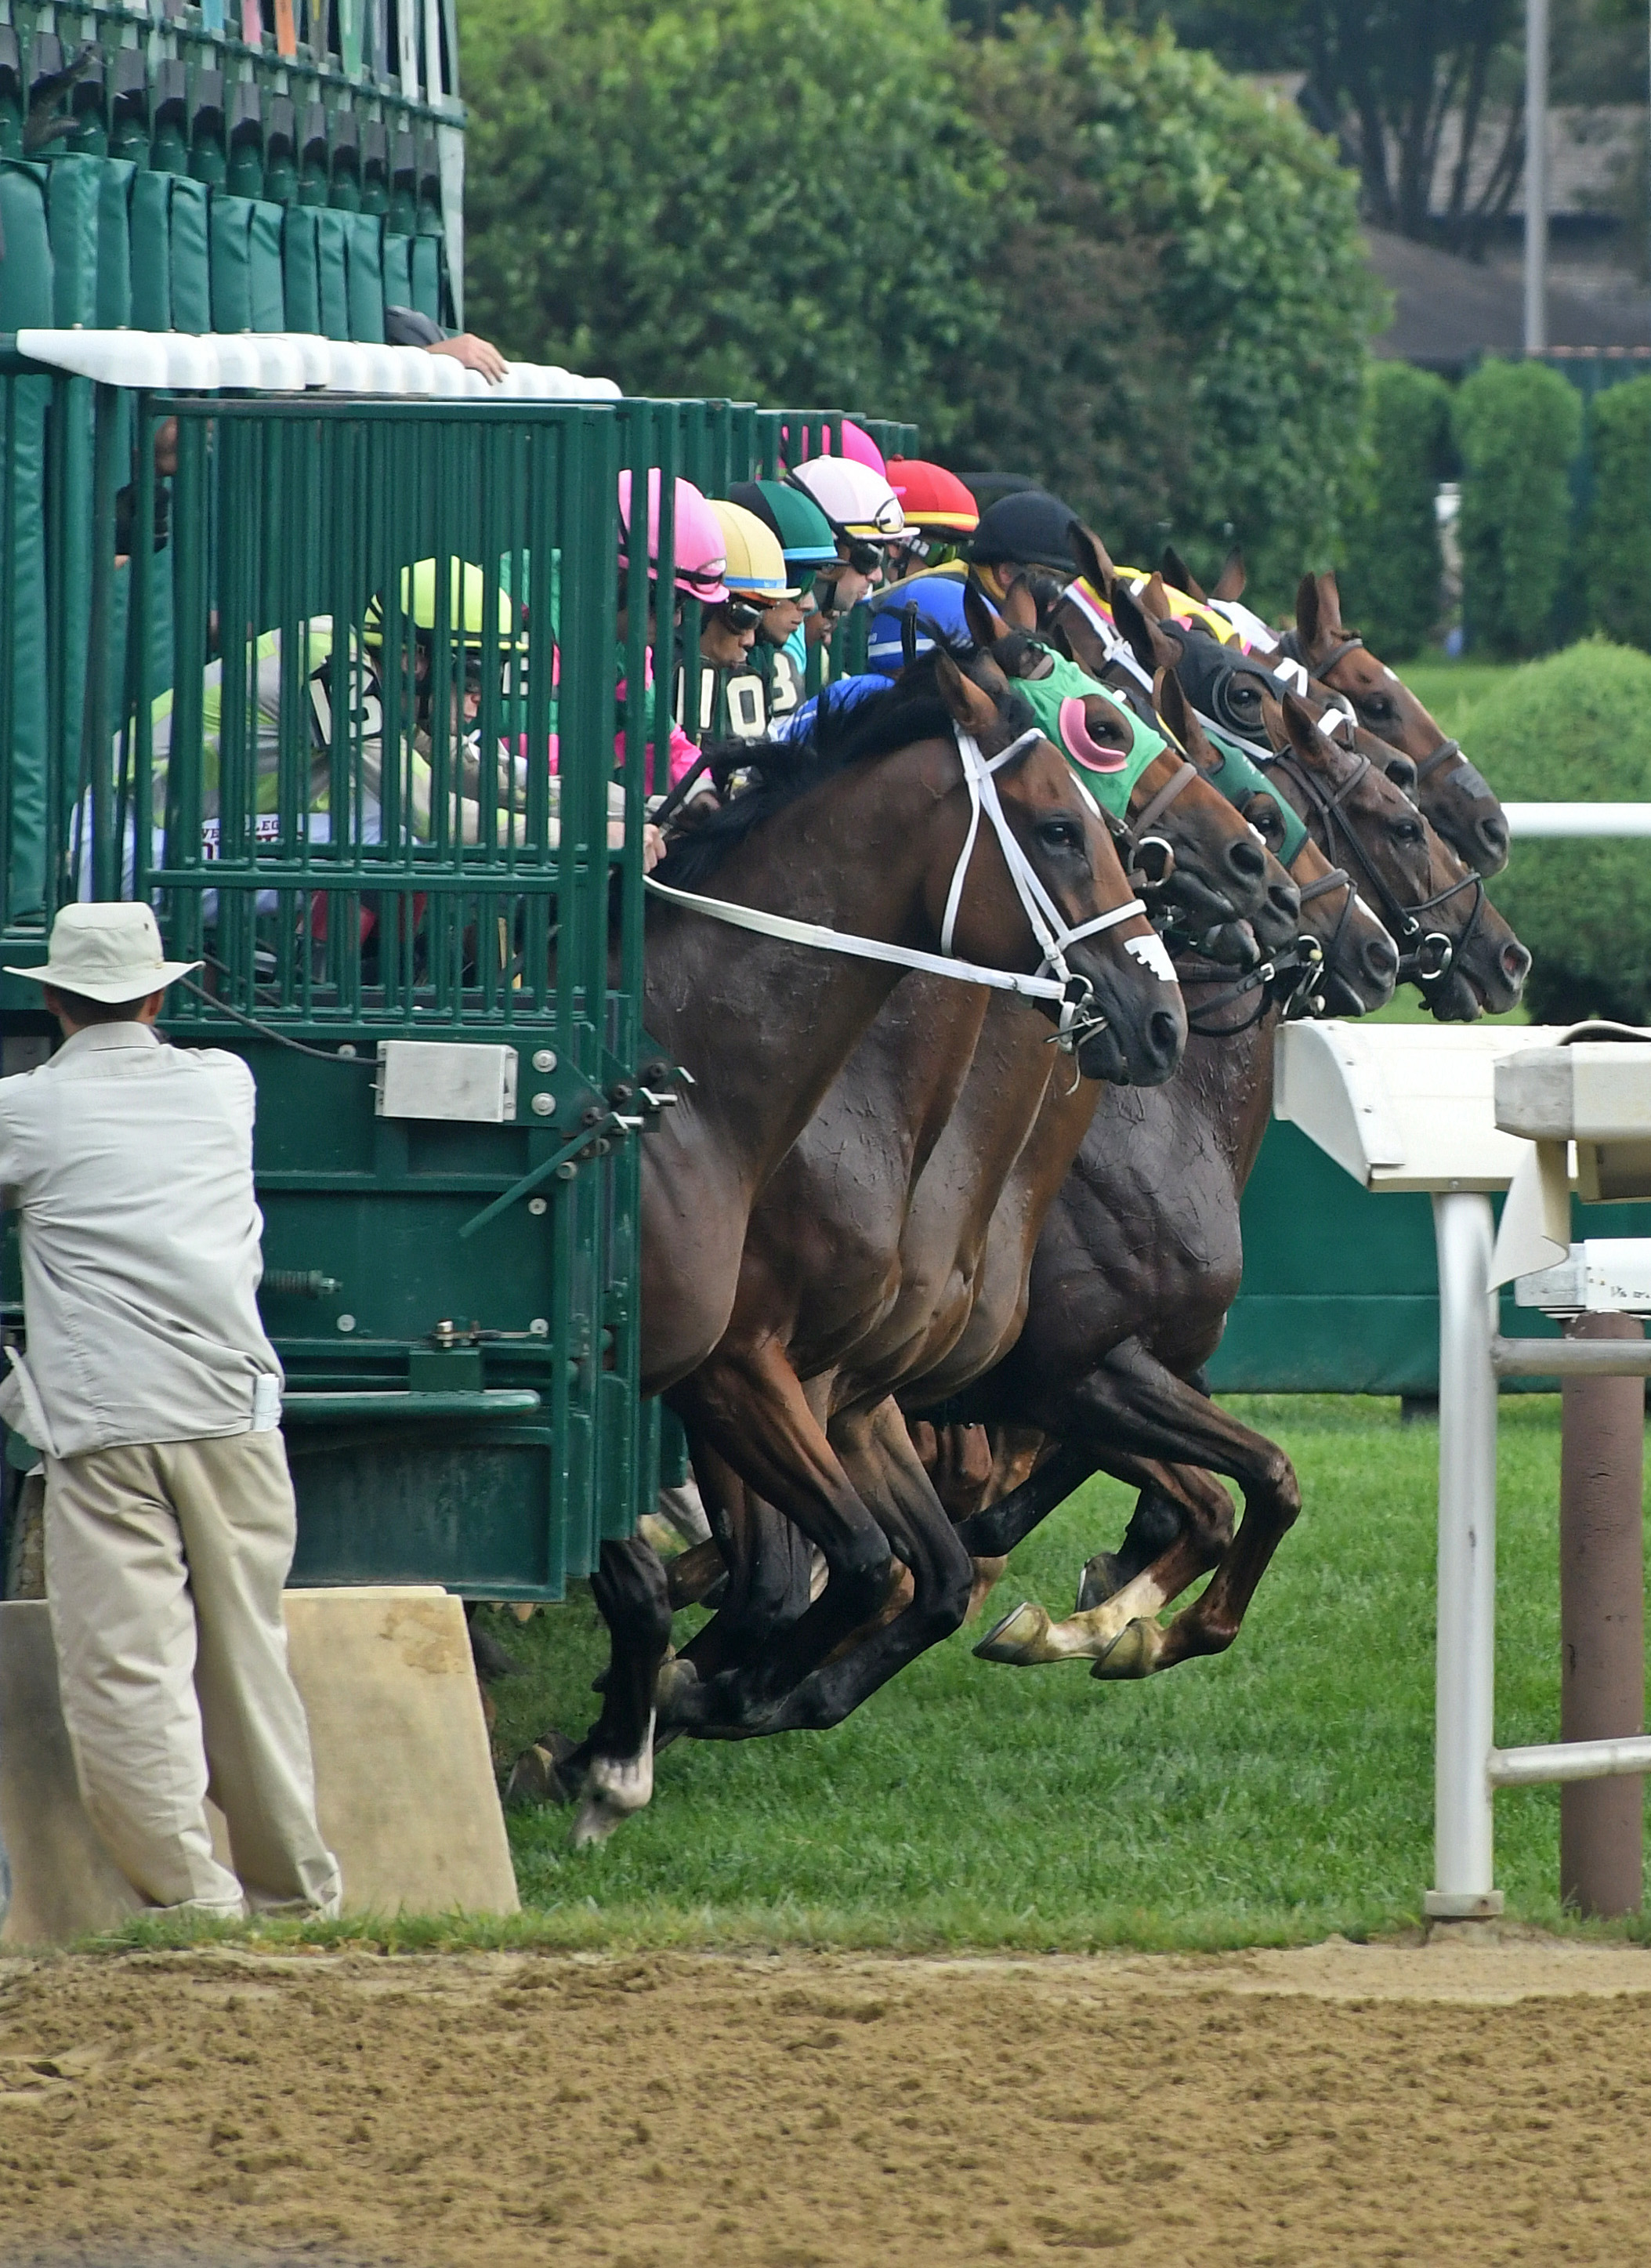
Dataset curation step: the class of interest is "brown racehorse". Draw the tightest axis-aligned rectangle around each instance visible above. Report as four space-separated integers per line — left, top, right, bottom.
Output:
954 683 1526 1679
563 649 1186 1835
1280 571 1510 879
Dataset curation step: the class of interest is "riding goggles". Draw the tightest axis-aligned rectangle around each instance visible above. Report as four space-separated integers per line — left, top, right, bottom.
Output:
714 595 771 633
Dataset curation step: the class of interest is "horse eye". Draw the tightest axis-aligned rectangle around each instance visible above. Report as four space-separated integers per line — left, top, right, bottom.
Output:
1038 817 1084 850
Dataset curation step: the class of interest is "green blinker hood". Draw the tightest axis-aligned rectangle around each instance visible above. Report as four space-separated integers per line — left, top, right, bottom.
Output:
1011 654 1168 822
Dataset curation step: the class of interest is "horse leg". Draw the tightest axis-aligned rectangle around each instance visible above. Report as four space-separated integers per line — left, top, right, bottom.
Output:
569 1537 672 1846
757 1397 975 1735
979 1340 1296 1676
1075 1461 1236 1608
659 1342 892 1735
951 1437 1100 1558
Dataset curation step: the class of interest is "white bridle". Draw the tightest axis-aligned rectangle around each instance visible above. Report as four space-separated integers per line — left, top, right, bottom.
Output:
644 723 1171 1052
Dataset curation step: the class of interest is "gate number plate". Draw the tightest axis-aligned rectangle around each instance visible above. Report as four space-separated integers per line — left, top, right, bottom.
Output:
375 1042 520 1124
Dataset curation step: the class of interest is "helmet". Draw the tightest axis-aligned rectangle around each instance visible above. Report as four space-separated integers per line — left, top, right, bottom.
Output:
971 488 1081 574
885 459 979 535
786 455 905 543
708 499 798 602
730 480 838 570
362 559 523 651
617 470 728 603
838 418 887 476
865 576 972 677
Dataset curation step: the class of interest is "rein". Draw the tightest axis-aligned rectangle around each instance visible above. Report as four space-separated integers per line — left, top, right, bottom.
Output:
645 724 1165 1053
1265 741 1484 991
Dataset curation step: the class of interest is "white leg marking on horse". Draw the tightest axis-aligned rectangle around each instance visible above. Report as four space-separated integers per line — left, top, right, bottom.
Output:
571 1709 657 1849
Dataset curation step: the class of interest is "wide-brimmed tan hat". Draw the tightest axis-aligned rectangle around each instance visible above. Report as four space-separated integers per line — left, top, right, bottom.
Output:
5 903 201 1003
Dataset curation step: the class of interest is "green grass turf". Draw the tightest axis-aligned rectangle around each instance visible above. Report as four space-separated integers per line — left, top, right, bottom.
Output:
467 1392 1642 1951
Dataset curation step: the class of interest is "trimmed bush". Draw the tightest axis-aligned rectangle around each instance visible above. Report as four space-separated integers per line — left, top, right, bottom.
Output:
1481 640 1651 1023
1338 360 1452 660
1585 375 1651 653
1454 360 1582 657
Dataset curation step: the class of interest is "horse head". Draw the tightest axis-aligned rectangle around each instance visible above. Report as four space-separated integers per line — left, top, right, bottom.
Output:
1263 688 1529 1023
1292 571 1509 878
930 650 1186 1086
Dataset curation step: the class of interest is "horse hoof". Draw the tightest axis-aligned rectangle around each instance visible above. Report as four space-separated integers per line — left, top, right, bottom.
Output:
1089 1617 1164 1680
1075 1552 1126 1613
973 1600 1052 1665
570 1795 629 1850
506 1734 578 1807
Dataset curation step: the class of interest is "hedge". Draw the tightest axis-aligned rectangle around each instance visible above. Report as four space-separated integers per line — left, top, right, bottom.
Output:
1584 375 1651 653
1481 639 1651 1023
1338 360 1451 660
1454 359 1582 658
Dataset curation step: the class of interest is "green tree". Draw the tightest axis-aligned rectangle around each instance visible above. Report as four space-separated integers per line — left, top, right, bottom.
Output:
1454 358 1582 658
460 0 997 439
1584 376 1651 652
1337 360 1451 659
1482 641 1651 1023
945 13 1384 603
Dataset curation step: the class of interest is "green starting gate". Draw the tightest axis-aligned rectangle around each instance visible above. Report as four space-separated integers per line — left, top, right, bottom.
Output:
0 355 906 1597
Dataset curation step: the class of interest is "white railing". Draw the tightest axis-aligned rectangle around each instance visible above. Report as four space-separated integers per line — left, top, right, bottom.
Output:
1505 803 1651 839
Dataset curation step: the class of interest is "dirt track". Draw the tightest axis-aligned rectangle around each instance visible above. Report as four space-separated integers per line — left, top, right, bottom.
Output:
4 1936 1651 2266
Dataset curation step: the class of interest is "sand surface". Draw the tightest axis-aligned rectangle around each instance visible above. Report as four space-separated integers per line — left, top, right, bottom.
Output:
3 1935 1651 2265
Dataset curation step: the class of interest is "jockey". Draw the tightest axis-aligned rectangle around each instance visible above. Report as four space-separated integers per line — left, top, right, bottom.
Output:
882 459 979 580
784 455 906 650
616 470 726 803
727 478 837 716
701 499 799 740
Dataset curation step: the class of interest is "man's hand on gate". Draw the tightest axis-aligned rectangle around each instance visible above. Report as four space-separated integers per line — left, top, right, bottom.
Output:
426 335 508 384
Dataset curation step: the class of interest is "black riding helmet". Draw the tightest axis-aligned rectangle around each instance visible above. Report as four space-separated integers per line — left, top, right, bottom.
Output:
969 487 1083 575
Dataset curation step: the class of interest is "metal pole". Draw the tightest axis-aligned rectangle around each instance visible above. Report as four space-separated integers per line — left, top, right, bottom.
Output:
1559 1311 1645 1918
1524 0 1549 354
1427 1192 1505 1918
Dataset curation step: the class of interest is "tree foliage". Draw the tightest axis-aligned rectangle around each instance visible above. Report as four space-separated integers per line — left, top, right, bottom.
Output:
1454 359 1582 658
460 0 1381 600
460 0 997 440
1336 360 1452 660
1584 377 1651 653
944 13 1383 604
1481 642 1651 1023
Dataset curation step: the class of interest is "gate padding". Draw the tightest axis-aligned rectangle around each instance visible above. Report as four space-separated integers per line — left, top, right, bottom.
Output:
0 154 440 346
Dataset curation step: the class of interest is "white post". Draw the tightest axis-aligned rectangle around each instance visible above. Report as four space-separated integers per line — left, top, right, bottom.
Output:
1524 0 1549 354
1427 1191 1505 1918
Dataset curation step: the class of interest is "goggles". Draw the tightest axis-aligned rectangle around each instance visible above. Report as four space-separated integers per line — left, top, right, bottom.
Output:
836 538 887 577
714 594 769 633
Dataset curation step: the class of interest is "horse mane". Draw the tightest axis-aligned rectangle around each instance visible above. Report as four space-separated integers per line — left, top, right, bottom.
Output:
654 651 1033 891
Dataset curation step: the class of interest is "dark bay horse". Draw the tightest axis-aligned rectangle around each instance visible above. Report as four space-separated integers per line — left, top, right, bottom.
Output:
628 629 1300 1745
945 680 1527 1679
1280 571 1509 879
562 650 1186 1833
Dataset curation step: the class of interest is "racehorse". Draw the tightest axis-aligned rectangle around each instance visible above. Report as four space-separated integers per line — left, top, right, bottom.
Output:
954 680 1527 1679
565 647 1186 1837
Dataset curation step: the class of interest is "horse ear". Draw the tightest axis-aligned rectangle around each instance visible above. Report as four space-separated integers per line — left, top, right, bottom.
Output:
1068 519 1116 595
1161 545 1205 603
1259 690 1289 754
935 648 1002 737
1295 573 1320 652
999 572 1040 634
963 579 1005 652
1139 571 1173 622
1316 570 1345 636
1213 547 1246 603
1153 666 1215 766
1112 581 1181 676
1045 620 1075 662
1279 687 1325 762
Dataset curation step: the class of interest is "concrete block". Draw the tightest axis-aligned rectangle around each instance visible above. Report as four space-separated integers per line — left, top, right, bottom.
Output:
1 1586 519 1944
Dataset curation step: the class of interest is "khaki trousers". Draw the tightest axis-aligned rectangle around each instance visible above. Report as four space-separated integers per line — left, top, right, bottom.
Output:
43 1429 341 1918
